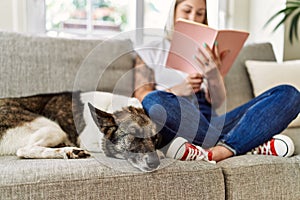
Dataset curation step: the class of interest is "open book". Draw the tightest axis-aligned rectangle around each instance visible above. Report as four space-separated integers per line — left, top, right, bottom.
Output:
166 18 249 75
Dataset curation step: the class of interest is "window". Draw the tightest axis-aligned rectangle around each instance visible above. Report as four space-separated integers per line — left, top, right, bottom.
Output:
45 0 221 38
46 0 132 37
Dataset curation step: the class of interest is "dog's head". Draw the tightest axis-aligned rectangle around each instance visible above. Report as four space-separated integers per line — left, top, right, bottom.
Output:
88 103 161 172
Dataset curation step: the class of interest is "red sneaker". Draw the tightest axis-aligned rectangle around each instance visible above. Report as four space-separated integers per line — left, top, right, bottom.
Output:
166 137 215 163
250 134 294 157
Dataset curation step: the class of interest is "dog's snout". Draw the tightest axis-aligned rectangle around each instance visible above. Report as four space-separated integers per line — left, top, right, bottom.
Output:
145 153 160 169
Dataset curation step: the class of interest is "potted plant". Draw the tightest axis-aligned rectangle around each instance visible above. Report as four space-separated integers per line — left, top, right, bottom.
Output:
265 0 300 44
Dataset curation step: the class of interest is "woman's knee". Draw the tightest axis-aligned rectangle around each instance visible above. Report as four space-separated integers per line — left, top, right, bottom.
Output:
277 84 297 92
142 90 173 109
272 84 298 97
273 85 300 105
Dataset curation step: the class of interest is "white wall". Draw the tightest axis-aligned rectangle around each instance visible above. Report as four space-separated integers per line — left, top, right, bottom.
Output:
249 0 286 61
0 0 44 33
206 0 220 28
228 0 286 61
0 0 27 32
227 0 250 31
0 0 13 30
26 0 46 34
228 0 300 61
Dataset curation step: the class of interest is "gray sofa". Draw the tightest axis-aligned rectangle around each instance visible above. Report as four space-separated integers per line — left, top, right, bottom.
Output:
0 31 299 200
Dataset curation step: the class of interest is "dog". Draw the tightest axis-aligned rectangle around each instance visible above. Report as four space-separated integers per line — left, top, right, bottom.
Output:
0 91 161 172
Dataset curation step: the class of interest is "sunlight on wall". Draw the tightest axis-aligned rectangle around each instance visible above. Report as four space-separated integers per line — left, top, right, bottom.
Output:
206 0 220 28
249 0 286 61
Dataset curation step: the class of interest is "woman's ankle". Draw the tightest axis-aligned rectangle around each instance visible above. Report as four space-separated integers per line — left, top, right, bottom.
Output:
209 145 234 162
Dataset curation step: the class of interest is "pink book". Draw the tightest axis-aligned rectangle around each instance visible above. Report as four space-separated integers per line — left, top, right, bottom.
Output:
166 18 249 75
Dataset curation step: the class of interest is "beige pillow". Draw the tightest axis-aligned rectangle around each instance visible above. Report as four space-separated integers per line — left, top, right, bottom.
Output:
245 60 300 127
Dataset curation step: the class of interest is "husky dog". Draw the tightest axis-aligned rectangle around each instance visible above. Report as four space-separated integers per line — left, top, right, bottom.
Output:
0 91 161 172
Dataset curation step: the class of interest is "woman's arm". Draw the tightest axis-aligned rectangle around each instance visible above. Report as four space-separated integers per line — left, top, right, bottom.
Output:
194 43 227 109
204 68 226 109
167 73 203 96
133 55 156 102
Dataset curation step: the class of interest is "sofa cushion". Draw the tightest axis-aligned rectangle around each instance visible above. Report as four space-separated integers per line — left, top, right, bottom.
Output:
218 154 300 200
0 31 135 98
224 43 276 112
245 60 300 127
0 154 225 200
245 60 300 96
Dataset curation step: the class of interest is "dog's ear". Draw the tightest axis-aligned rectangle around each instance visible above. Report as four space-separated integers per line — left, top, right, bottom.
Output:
88 103 117 139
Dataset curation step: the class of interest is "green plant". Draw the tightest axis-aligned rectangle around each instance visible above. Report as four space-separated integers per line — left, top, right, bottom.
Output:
93 0 111 8
73 0 86 9
265 0 300 44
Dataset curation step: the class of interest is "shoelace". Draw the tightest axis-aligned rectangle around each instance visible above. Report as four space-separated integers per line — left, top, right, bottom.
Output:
252 139 277 156
183 143 215 161
185 143 206 160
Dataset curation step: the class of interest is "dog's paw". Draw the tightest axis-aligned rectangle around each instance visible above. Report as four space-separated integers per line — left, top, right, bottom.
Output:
64 147 91 159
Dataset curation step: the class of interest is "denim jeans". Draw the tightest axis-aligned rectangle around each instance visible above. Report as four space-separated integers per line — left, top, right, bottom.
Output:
142 85 300 155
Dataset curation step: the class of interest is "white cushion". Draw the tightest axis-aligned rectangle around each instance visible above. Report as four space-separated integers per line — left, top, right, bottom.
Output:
245 60 300 127
79 91 142 152
80 91 142 113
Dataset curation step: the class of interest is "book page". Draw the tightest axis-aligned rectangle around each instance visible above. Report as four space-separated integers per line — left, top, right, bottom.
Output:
166 19 217 74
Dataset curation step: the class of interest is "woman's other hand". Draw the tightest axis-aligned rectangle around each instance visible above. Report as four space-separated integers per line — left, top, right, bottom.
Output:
194 42 230 78
167 73 203 96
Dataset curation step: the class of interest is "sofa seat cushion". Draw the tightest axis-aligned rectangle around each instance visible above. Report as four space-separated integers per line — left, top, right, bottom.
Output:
0 153 225 200
218 155 300 200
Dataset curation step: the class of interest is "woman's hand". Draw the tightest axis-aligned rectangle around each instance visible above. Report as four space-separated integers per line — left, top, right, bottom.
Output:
193 42 229 78
168 73 204 96
192 42 229 108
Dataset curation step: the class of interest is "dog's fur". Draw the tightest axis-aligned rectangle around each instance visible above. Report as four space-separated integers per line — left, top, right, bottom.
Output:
0 91 161 172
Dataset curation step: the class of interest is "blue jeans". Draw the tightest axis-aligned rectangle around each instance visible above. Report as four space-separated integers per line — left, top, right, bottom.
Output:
142 85 300 155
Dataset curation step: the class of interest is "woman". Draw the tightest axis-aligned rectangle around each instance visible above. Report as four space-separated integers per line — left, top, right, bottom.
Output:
134 0 300 162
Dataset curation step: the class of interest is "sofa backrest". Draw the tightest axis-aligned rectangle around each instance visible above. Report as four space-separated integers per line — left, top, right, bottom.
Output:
0 31 277 112
0 31 135 98
224 42 277 112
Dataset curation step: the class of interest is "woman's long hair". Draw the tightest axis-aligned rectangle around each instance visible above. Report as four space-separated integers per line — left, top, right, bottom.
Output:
164 0 208 40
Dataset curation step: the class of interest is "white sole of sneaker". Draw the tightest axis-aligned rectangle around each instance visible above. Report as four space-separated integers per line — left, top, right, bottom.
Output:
273 134 295 157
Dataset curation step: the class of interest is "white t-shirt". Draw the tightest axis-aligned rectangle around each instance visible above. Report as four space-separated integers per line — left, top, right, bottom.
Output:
135 39 188 91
